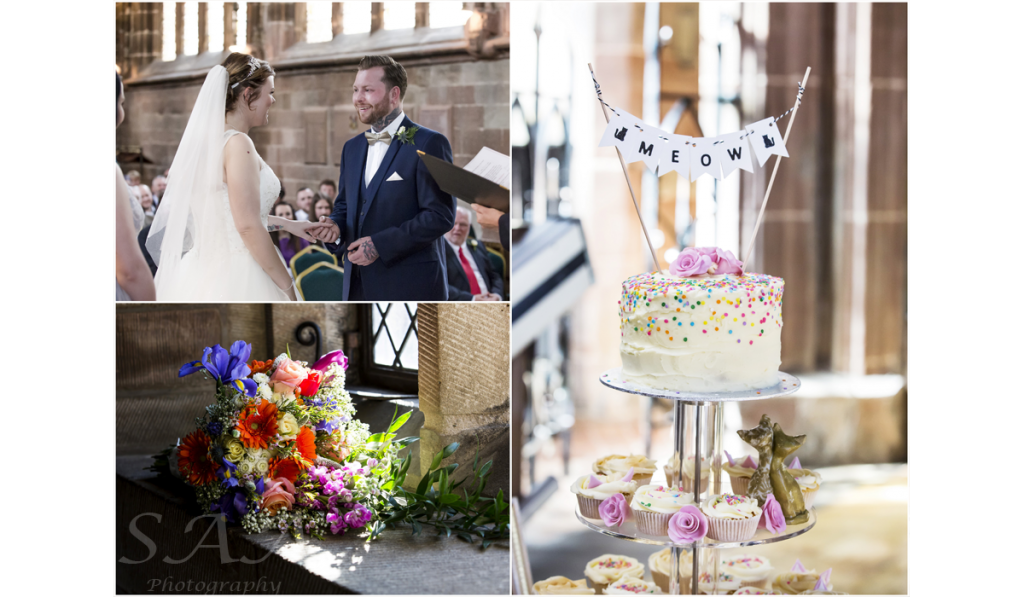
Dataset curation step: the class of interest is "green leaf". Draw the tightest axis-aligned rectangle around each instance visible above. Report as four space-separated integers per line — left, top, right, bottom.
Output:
412 520 422 535
430 450 444 471
416 472 432 496
395 436 419 449
443 463 460 475
441 442 460 459
477 460 493 478
439 493 458 504
388 410 412 433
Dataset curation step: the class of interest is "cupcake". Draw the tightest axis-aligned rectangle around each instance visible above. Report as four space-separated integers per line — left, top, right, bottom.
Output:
570 471 639 519
772 571 831 595
630 485 694 536
723 452 758 496
720 554 774 589
584 555 644 595
734 587 778 595
594 454 658 486
788 468 821 509
533 576 596 595
605 578 662 595
697 571 741 594
648 548 694 593
664 454 711 494
701 494 763 542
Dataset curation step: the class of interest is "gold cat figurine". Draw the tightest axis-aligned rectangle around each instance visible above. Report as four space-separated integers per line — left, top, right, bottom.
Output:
736 415 774 507
770 422 809 524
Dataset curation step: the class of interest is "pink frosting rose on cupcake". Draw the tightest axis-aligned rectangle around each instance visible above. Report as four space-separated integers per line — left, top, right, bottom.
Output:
667 504 708 543
599 493 629 528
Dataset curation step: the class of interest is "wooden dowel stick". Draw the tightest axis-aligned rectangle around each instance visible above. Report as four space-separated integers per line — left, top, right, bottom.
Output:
742 66 812 270
588 63 662 274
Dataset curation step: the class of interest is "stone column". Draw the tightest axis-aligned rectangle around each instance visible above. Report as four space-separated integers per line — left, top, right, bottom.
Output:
415 2 429 28
332 3 343 36
415 303 510 497
197 2 208 54
370 3 384 33
224 1 237 50
124 2 162 79
261 2 303 61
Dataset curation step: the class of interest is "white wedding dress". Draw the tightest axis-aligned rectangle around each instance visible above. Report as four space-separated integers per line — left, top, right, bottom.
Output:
158 131 288 301
147 66 291 302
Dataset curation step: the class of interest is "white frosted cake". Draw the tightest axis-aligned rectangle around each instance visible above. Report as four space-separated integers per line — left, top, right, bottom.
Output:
618 270 784 392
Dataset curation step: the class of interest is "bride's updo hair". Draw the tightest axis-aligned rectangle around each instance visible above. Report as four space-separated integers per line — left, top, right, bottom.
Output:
222 52 275 113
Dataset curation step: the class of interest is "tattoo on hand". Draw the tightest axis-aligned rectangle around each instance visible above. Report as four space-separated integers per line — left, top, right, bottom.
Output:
267 224 284 231
362 240 379 261
371 107 402 132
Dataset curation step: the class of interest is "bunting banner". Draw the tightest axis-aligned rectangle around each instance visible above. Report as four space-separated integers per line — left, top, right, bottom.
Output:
594 79 803 180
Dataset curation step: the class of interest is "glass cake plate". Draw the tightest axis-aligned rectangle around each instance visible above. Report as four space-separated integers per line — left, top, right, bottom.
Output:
575 503 816 549
599 368 801 404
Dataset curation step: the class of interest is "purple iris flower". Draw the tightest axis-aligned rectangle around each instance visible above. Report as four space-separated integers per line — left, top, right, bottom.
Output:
217 458 239 488
315 417 340 433
211 489 248 524
179 341 257 397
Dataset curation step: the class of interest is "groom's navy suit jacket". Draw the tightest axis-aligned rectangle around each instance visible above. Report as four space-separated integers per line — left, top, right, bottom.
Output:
327 116 456 300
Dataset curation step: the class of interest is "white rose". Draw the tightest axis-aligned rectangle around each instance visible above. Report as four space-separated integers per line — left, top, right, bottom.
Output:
278 412 300 440
398 126 406 135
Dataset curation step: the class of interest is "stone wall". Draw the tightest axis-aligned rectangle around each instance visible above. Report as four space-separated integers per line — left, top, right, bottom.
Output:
414 303 510 497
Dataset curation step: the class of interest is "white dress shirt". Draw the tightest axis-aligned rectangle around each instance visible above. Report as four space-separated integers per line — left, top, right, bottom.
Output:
364 110 406 186
445 237 489 294
295 209 309 222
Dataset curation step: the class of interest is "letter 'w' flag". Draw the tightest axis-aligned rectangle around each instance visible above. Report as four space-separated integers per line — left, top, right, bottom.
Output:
715 130 755 177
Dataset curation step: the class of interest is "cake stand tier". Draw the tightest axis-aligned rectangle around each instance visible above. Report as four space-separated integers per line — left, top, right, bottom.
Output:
599 368 801 404
574 504 816 549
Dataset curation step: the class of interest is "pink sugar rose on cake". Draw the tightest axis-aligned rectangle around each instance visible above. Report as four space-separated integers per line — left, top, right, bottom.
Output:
670 246 744 277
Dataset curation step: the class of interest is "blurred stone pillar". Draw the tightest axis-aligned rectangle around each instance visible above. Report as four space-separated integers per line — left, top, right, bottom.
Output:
465 2 504 58
224 1 237 49
124 2 162 79
331 3 343 36
262 2 302 62
415 303 510 497
247 2 265 59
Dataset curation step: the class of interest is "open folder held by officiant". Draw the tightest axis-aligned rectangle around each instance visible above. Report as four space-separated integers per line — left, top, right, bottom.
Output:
418 146 510 246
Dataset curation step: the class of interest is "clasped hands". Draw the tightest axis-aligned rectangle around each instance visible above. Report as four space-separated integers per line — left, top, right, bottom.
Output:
306 217 379 266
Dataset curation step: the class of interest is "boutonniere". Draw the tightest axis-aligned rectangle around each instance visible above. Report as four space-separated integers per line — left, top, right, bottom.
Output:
395 125 419 145
469 239 478 249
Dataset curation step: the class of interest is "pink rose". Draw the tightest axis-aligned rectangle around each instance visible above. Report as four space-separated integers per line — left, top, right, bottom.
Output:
714 248 744 274
270 357 308 393
599 493 628 528
670 248 714 277
759 494 786 534
667 504 708 543
261 476 296 516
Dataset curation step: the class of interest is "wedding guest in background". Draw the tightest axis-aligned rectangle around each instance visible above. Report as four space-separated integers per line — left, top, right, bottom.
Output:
125 169 141 187
115 72 155 301
444 206 502 301
150 174 167 205
310 194 340 253
270 199 309 268
319 179 337 202
295 187 315 221
135 183 156 227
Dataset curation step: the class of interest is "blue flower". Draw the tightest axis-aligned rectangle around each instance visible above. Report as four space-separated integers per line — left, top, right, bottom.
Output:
179 341 257 397
207 421 224 436
217 458 239 488
210 488 248 523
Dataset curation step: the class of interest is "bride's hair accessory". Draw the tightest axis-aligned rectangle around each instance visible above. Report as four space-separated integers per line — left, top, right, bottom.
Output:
230 56 262 89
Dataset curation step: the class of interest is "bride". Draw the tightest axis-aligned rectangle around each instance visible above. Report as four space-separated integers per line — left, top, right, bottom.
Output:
147 53 313 301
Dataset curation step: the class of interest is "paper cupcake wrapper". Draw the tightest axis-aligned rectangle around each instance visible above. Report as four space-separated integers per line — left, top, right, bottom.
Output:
706 511 762 542
681 473 709 494
802 487 818 509
650 568 692 594
632 473 654 487
729 474 752 496
633 509 673 536
577 495 604 519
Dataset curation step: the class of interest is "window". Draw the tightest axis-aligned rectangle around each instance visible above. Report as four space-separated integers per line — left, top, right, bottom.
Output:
383 2 415 30
208 2 224 53
359 303 418 393
343 1 372 34
183 2 199 56
429 2 472 28
162 2 176 61
306 1 333 43
232 2 247 52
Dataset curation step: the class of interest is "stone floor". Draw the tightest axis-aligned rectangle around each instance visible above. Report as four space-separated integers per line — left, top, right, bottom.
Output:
520 422 907 595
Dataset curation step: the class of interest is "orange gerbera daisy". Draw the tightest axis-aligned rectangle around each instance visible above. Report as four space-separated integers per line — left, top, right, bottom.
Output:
295 426 317 465
268 456 303 483
236 401 279 449
249 359 273 375
177 429 219 486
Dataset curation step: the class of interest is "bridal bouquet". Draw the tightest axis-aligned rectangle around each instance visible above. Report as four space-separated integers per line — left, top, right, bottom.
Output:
163 340 411 540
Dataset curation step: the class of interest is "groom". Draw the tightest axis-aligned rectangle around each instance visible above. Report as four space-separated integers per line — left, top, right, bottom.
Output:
308 55 455 300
